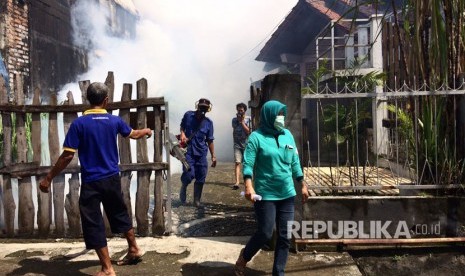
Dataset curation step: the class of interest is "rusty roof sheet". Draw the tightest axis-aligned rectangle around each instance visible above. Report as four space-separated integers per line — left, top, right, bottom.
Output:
256 0 395 63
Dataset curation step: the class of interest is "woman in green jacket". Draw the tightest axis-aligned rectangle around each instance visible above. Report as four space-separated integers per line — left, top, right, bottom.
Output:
234 100 309 276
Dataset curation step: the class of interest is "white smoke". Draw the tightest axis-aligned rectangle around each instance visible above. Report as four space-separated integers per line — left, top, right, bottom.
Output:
65 0 297 164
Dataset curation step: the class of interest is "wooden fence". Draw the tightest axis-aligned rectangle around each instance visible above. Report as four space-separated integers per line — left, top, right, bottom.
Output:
0 72 169 238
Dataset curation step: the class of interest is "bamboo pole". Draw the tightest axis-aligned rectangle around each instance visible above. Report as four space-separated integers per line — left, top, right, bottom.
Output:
152 105 164 235
118 84 133 223
49 93 65 236
15 74 34 236
0 75 15 237
63 91 81 237
135 78 151 236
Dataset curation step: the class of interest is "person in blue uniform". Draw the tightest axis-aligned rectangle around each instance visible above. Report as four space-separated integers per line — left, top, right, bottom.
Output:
179 98 217 207
39 82 152 276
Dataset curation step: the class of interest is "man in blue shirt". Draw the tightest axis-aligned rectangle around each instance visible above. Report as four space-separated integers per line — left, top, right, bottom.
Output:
231 102 251 190
39 82 152 276
179 98 216 207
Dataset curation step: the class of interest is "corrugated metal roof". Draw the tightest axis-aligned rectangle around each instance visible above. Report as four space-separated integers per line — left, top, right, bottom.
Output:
256 0 398 63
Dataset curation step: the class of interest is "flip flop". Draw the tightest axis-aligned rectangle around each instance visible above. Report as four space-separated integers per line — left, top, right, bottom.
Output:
232 184 240 190
116 251 145 266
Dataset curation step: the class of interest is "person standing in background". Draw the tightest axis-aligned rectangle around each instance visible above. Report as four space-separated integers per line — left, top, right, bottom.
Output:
234 100 309 276
231 102 251 190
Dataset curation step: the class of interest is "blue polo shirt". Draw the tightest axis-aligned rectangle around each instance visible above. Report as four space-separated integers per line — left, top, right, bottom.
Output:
63 109 132 183
180 111 214 157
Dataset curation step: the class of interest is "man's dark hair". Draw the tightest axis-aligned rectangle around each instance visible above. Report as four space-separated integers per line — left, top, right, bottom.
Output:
87 82 109 105
236 102 247 111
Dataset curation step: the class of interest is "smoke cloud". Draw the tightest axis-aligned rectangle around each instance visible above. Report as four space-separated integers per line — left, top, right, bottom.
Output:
64 0 297 165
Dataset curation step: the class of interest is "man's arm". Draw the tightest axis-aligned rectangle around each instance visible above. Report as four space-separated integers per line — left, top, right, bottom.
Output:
39 150 75 193
241 117 251 135
128 128 152 139
207 140 217 167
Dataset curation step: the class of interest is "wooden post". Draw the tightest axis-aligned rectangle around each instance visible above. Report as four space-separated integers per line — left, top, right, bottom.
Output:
152 105 164 235
119 84 133 223
102 76 115 237
49 93 65 235
135 78 151 236
33 87 51 237
15 74 34 236
0 76 15 237
79 80 90 105
105 72 114 103
63 91 81 237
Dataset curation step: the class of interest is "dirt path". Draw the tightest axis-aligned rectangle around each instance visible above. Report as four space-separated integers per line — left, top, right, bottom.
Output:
1 162 463 275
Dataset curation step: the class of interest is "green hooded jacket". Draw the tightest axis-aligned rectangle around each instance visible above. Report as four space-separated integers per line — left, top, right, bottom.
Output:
243 100 303 200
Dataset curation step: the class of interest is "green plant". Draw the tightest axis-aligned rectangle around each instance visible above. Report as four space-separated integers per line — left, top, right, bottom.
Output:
387 96 464 184
302 60 331 95
3 112 34 165
26 113 33 162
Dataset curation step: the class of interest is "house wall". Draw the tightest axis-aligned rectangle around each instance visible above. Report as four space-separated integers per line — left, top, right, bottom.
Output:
29 0 87 99
0 0 29 100
100 0 138 39
1 0 137 101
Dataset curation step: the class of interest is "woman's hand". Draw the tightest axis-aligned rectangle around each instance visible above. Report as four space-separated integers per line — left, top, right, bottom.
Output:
302 182 310 203
244 179 257 202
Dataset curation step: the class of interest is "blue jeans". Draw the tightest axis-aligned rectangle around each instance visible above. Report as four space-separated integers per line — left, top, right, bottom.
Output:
243 196 295 276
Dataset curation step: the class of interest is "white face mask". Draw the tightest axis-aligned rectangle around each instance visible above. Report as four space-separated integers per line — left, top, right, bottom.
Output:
274 115 285 131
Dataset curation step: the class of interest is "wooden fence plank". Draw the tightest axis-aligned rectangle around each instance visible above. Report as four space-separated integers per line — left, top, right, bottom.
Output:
31 89 41 163
101 76 115 237
0 75 15 237
119 84 133 223
63 91 81 237
79 80 90 105
152 105 164 235
33 88 51 237
49 93 65 236
0 97 166 113
105 72 114 103
15 74 34 236
135 78 151 236
0 162 168 178
1 73 168 238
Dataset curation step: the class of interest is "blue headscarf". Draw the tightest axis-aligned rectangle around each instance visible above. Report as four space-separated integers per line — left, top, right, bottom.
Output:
259 100 287 136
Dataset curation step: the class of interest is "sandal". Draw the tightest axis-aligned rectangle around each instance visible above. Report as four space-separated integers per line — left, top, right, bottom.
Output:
116 251 145 266
232 184 240 190
234 248 246 276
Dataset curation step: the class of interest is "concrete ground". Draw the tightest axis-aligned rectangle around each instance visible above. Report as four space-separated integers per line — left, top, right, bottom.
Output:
0 236 361 276
0 162 363 275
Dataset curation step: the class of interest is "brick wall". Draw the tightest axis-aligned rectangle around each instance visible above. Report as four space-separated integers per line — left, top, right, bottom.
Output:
0 0 29 101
